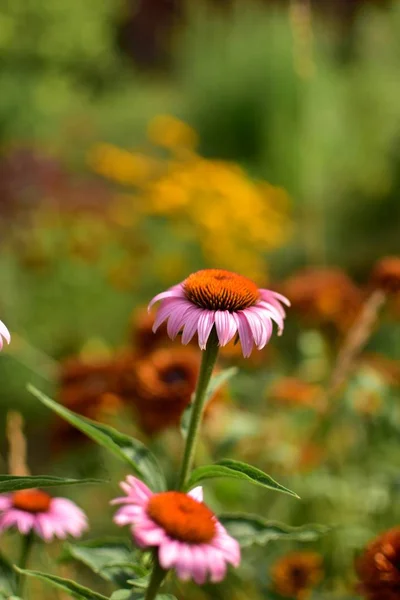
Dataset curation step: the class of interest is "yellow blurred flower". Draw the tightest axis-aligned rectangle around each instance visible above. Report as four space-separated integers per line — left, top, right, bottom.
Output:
147 115 198 150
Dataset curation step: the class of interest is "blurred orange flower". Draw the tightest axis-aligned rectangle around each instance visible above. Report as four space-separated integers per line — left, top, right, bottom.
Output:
271 551 323 599
270 377 325 411
370 256 400 295
281 267 363 333
356 527 400 600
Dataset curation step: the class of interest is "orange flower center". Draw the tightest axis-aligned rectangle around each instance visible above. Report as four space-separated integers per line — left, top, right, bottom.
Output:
12 489 52 513
147 491 216 544
184 269 260 312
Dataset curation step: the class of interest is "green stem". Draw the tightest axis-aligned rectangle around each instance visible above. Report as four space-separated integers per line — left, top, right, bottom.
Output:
144 558 166 600
17 531 34 596
143 330 219 600
178 328 219 490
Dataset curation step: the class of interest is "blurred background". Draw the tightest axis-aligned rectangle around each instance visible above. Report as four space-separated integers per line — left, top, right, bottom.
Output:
1 0 400 598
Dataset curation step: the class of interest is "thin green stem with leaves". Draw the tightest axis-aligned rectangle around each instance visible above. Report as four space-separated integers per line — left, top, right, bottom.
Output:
17 531 34 596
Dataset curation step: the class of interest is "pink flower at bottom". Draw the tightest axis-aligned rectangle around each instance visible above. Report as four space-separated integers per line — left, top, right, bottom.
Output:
112 476 240 584
0 320 10 350
0 489 88 541
148 269 290 357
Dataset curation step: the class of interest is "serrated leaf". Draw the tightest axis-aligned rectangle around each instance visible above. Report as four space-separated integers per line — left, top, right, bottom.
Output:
0 475 102 494
180 367 237 438
187 459 299 498
219 513 329 548
0 552 17 596
28 384 165 491
15 568 108 600
62 539 143 588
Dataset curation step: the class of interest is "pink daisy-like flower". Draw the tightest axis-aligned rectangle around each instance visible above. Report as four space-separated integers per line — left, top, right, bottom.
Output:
0 320 10 350
148 269 290 357
112 476 240 584
0 489 88 541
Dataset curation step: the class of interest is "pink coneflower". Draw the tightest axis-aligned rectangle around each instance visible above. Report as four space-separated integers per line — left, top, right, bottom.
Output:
0 321 10 350
112 476 240 584
148 269 290 357
0 489 88 541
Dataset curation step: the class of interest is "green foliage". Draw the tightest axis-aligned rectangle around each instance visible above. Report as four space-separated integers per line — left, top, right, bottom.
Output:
62 539 146 588
187 459 299 499
0 475 102 493
219 514 329 548
28 385 165 491
15 569 108 600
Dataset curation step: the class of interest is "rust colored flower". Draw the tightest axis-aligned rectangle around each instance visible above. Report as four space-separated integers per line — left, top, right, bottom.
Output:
271 552 323 599
54 357 120 451
356 527 400 600
370 257 400 295
281 267 362 332
129 308 170 354
270 377 324 411
117 346 201 435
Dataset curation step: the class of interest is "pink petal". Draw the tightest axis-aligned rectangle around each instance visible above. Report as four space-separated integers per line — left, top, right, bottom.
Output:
148 285 185 310
0 321 10 346
207 548 227 583
190 546 208 584
158 539 181 569
188 486 203 502
175 544 195 581
181 307 202 345
166 302 194 339
233 312 254 357
212 528 241 567
134 523 166 547
197 311 215 350
0 496 12 511
214 311 237 346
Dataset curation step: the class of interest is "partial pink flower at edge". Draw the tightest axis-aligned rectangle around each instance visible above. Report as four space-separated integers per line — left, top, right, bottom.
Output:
0 320 10 350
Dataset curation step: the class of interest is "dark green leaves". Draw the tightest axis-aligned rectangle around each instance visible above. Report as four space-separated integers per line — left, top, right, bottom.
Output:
187 459 299 498
0 475 102 494
62 539 145 588
180 367 237 438
220 513 329 548
28 384 165 491
15 569 108 600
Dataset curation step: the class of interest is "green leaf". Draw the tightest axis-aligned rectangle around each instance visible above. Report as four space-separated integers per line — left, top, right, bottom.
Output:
180 367 237 438
62 538 144 588
219 513 329 548
0 475 102 494
0 552 17 596
28 384 165 491
15 568 108 600
187 459 299 498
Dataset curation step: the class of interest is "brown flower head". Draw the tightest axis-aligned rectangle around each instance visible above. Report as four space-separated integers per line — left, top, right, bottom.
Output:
54 357 120 451
271 552 323 599
270 377 324 411
129 308 169 354
370 257 400 295
116 346 221 435
282 267 363 332
356 527 400 600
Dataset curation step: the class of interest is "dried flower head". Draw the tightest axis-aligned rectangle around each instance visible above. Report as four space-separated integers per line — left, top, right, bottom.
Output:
129 308 169 354
271 551 323 599
356 527 400 599
112 476 240 584
0 489 87 541
282 267 362 332
0 320 10 350
149 269 289 357
370 257 400 294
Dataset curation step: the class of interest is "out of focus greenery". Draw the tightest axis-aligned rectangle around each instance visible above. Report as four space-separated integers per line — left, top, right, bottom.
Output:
0 1 400 599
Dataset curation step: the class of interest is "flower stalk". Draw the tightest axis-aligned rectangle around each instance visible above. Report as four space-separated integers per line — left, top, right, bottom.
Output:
177 328 220 490
17 531 34 595
144 557 167 600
